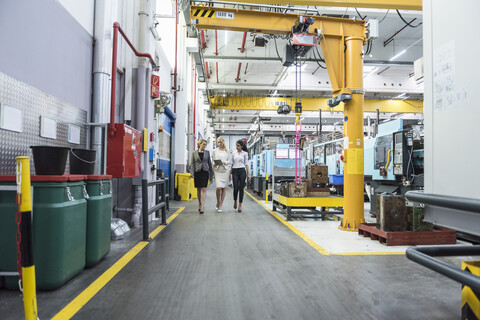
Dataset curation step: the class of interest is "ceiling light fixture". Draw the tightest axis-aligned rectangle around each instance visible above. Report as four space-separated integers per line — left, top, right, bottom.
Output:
389 49 406 61
393 93 407 99
389 38 423 61
364 67 378 78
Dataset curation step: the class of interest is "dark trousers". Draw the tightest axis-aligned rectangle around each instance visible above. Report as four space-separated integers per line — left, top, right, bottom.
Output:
232 168 246 203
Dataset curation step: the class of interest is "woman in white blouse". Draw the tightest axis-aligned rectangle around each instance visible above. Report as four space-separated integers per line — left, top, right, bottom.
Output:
229 140 251 212
212 136 230 212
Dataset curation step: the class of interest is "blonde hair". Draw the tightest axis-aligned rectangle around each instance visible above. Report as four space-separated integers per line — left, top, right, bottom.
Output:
197 139 207 149
216 136 228 152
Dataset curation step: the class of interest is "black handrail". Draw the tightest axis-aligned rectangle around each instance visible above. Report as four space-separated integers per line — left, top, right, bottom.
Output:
142 178 169 241
406 245 480 292
405 190 480 213
405 190 480 292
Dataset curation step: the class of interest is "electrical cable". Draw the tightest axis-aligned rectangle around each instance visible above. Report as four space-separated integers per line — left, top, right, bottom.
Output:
379 9 390 23
355 8 366 20
396 10 422 28
273 37 283 62
312 47 327 69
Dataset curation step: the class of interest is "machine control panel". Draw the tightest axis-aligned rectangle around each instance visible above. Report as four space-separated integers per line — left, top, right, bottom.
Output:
393 131 411 176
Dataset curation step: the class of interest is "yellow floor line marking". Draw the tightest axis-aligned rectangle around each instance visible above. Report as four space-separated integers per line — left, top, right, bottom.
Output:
245 191 405 256
333 251 405 256
52 207 184 320
149 208 184 239
245 191 330 256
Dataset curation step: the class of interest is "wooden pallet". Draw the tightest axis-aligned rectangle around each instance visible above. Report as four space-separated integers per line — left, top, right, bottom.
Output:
358 223 456 246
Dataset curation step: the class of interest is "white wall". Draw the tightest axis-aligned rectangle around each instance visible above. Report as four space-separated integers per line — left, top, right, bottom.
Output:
424 0 480 198
58 0 95 35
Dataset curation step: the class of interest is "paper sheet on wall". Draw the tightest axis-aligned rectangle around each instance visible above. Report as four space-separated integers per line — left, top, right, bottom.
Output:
346 148 363 175
433 40 467 110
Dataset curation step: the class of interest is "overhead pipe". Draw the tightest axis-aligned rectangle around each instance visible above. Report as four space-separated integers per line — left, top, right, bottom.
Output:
205 62 210 78
235 62 242 83
216 62 219 83
92 0 113 174
384 18 417 47
240 32 247 53
214 30 218 55
193 65 197 144
173 0 178 113
201 30 206 49
109 22 156 136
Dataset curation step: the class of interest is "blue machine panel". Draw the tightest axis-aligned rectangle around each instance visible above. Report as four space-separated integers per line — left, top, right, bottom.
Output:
326 154 343 175
264 150 273 177
364 119 403 181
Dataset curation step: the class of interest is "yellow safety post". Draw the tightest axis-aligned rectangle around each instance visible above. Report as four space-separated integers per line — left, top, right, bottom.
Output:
462 261 480 320
16 156 37 320
265 173 269 204
339 36 365 231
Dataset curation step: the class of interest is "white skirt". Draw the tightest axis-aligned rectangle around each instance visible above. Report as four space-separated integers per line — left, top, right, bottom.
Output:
214 171 229 188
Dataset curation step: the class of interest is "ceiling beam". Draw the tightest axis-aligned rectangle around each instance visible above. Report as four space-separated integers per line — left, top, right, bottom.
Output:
216 0 422 11
212 96 423 113
203 55 414 66
191 6 365 36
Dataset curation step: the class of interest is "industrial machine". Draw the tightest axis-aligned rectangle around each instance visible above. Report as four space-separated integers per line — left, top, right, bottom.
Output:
364 119 424 216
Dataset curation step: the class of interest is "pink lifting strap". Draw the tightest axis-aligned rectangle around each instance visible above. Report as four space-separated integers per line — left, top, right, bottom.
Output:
294 122 302 185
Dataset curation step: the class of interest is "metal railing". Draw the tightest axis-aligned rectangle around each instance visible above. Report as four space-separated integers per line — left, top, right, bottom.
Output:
142 178 170 241
405 190 480 292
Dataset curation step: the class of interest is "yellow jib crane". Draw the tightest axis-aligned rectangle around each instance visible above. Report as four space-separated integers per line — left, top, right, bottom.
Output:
191 5 367 230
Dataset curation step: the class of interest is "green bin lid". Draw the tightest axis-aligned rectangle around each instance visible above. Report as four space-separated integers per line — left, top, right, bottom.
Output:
0 175 84 182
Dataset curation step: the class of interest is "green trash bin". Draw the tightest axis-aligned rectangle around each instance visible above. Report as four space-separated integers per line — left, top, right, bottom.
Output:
0 178 18 289
85 175 112 267
0 175 87 290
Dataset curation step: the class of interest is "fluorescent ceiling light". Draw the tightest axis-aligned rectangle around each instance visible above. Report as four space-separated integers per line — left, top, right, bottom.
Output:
273 90 278 96
389 49 406 61
393 93 407 99
364 67 378 78
363 65 377 72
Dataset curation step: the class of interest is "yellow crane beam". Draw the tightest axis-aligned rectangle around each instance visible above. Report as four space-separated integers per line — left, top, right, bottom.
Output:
192 5 365 95
211 97 423 113
217 0 422 11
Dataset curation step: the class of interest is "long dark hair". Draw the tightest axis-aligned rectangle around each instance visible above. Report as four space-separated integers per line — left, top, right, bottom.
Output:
236 140 248 152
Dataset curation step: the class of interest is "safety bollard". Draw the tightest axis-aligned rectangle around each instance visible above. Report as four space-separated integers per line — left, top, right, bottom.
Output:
462 261 480 320
265 174 269 204
16 157 38 320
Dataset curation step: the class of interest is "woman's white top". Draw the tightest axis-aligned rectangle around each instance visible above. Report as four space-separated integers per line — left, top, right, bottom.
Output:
212 148 230 173
231 150 249 169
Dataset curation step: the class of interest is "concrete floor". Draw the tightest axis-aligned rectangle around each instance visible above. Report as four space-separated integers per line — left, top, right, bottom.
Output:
0 184 468 319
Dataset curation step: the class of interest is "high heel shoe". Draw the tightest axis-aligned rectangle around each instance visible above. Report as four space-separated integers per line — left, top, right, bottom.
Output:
234 201 237 209
238 204 242 213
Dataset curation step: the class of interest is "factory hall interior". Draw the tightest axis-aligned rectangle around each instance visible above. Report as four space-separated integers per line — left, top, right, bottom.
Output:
1 0 480 319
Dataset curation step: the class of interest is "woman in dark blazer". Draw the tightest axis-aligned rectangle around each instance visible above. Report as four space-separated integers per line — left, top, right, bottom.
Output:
189 139 213 214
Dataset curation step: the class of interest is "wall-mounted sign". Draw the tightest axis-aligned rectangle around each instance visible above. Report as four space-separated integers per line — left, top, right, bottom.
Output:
151 75 160 98
0 103 22 133
40 116 57 139
68 124 81 144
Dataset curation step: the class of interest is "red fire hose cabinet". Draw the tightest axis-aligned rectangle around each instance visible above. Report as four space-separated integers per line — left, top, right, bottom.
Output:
107 124 142 178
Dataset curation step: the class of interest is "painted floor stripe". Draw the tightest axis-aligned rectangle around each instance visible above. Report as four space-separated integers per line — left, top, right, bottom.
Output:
51 207 184 320
245 191 404 256
245 191 330 256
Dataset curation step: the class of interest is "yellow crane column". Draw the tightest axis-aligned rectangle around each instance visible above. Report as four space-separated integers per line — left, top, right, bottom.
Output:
340 36 365 231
